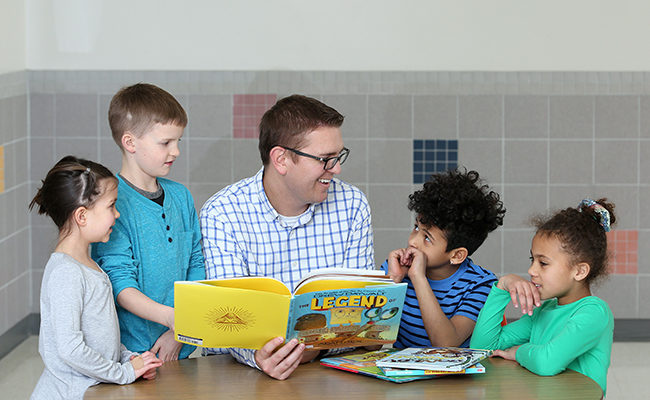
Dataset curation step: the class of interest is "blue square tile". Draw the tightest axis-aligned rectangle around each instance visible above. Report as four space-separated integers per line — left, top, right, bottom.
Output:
414 163 424 172
425 151 436 161
436 140 447 149
425 140 437 150
414 151 424 161
448 151 458 162
436 162 447 172
448 140 458 150
447 162 457 170
436 151 447 161
414 140 424 150
426 163 436 173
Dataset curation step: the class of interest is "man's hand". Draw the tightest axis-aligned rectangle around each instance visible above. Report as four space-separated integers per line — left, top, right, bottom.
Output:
254 337 305 380
497 274 541 316
150 329 183 362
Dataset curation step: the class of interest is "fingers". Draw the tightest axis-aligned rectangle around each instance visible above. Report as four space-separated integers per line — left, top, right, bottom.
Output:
255 338 305 380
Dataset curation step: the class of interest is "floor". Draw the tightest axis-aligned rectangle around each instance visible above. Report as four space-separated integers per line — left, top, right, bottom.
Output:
1 336 648 399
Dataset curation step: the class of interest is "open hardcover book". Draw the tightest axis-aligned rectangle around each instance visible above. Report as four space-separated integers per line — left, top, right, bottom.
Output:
374 347 492 372
174 268 407 350
320 349 485 383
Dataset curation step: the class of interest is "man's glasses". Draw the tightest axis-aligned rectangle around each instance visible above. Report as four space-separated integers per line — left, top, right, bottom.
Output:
281 146 350 171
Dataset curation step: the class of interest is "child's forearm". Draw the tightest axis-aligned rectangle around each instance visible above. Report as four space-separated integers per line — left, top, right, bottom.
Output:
116 288 174 329
411 277 470 347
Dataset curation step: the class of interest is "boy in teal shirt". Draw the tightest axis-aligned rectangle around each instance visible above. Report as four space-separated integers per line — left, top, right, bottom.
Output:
92 83 205 361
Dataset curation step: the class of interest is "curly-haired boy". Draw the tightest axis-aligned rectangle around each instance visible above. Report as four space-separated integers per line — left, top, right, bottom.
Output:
383 168 506 348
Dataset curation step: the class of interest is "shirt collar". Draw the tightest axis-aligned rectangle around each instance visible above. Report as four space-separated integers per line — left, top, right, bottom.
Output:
254 166 316 228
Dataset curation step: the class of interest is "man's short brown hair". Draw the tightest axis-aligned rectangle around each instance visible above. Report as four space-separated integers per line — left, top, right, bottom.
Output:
108 83 187 149
258 95 344 165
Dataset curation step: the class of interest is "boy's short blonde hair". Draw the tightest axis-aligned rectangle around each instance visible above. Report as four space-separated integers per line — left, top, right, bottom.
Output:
108 83 187 149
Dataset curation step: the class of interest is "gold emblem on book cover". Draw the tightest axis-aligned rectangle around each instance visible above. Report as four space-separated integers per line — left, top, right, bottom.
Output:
205 307 255 332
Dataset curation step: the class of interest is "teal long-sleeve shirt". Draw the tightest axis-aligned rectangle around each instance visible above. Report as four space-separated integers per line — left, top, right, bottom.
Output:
470 283 613 395
92 177 205 359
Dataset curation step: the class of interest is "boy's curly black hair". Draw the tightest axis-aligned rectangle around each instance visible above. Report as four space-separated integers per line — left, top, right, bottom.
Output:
408 168 506 255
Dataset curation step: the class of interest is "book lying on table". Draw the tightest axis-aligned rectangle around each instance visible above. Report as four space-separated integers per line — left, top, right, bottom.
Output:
174 268 407 350
375 347 492 372
320 349 485 383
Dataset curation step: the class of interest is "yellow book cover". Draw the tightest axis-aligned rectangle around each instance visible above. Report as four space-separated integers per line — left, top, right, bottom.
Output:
174 268 407 350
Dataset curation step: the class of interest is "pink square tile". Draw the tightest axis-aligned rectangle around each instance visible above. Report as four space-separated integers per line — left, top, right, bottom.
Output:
232 94 277 139
607 229 638 275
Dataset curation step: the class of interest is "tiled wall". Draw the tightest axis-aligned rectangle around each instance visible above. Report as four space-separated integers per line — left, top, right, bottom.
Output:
5 70 650 339
0 71 30 338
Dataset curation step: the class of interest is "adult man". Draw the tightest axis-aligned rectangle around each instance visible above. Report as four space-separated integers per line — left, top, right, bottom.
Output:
200 94 374 380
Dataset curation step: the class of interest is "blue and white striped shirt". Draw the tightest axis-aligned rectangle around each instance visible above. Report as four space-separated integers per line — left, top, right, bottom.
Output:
200 167 374 366
381 257 496 348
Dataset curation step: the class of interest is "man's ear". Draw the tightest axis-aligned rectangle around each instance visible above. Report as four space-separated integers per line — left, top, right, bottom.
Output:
449 247 468 265
122 132 137 154
573 262 591 282
269 146 289 175
73 206 88 227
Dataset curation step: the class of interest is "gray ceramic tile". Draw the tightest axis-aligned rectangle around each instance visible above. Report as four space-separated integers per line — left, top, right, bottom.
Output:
502 185 548 229
458 96 502 139
31 224 58 271
12 230 29 280
3 142 15 188
458 139 503 184
413 95 457 140
98 138 122 176
595 96 639 139
640 187 650 229
471 229 503 275
640 141 650 184
15 185 29 230
0 195 7 238
502 229 536 275
0 286 6 334
99 94 113 141
322 95 367 139
594 140 637 184
591 275 637 318
504 140 548 184
639 96 650 138
55 138 98 161
188 139 232 184
187 95 232 139
368 95 412 139
337 139 367 185
55 94 98 138
367 140 411 184
29 93 55 138
367 184 413 230
372 228 412 269
0 239 10 286
14 95 27 140
639 276 650 318
191 183 228 215
13 139 27 185
6 273 30 328
548 185 595 212
504 96 548 139
549 140 593 184
232 139 262 182
550 96 593 139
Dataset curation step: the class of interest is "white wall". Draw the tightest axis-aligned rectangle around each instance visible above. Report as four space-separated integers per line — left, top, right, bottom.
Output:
25 0 650 71
1 0 26 74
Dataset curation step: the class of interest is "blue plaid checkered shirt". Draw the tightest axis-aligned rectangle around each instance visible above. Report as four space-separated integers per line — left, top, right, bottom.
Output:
200 167 374 367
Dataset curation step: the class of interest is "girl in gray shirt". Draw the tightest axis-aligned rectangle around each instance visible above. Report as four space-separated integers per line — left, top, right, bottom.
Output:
29 156 163 399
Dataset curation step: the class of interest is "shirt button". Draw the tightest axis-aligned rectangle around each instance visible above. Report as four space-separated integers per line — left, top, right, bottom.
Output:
162 213 166 219
168 237 172 243
166 226 170 230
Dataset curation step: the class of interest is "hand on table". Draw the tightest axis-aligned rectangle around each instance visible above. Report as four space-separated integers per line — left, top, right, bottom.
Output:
130 351 163 380
150 329 183 362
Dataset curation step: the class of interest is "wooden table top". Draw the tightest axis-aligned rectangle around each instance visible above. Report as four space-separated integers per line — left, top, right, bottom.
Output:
85 354 603 399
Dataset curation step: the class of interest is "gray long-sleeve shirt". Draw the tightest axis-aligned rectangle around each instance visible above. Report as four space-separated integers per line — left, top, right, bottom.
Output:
31 253 136 400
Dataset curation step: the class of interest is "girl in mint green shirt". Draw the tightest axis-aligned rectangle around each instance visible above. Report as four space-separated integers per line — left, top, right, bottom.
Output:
471 198 615 395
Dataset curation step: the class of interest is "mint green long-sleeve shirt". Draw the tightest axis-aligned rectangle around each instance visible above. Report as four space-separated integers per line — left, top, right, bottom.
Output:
470 283 613 395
